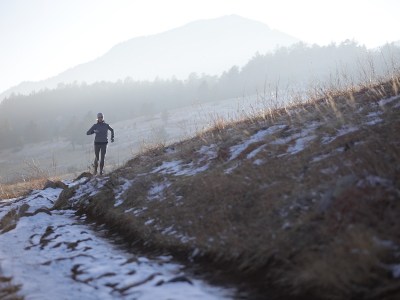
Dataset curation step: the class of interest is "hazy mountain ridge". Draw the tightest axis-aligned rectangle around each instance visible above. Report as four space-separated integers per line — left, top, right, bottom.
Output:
0 15 299 100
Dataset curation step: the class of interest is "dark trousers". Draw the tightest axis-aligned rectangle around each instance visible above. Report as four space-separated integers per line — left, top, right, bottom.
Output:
94 143 107 172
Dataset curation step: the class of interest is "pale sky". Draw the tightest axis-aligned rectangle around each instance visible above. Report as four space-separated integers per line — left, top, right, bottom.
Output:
0 0 399 94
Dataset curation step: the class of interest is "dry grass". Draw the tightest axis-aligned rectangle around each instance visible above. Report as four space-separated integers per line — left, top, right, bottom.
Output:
1 158 62 200
53 77 400 299
0 275 23 300
0 178 48 200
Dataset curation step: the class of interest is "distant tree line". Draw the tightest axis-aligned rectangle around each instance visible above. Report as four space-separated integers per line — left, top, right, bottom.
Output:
0 41 399 150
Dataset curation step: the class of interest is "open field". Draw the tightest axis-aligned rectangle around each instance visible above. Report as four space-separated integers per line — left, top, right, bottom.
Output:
0 94 275 185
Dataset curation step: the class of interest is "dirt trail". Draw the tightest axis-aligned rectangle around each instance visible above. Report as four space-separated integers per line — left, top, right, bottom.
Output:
0 185 238 300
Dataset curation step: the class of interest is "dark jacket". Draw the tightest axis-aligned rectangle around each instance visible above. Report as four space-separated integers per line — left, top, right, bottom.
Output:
87 121 114 144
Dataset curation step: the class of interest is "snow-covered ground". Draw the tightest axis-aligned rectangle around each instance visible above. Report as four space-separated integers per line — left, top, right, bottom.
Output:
0 182 238 299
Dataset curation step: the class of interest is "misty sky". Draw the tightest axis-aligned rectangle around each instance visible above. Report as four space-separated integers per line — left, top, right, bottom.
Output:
0 0 399 94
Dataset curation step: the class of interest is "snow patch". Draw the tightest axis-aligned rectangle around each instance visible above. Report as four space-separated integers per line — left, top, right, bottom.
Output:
148 180 171 201
357 176 392 188
114 178 132 207
152 160 184 175
390 264 400 278
365 111 383 126
379 95 399 107
229 125 286 160
145 219 155 225
253 159 265 166
198 144 218 161
247 145 266 159
131 207 148 216
151 160 210 177
68 177 108 206
322 125 359 144
320 166 339 175
224 162 240 174
287 134 317 155
311 153 332 163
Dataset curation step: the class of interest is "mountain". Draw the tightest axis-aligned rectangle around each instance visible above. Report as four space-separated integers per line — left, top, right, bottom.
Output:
0 15 299 100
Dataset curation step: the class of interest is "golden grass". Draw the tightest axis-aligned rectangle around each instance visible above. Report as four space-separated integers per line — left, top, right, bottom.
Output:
0 178 48 200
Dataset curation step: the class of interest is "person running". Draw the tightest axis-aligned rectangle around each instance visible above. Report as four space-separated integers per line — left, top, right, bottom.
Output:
86 112 114 175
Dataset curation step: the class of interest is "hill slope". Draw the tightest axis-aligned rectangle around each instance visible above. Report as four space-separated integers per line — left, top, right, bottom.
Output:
49 77 400 299
2 77 399 298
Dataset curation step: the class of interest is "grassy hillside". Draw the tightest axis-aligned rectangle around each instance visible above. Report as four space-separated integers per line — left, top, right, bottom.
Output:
3 76 400 299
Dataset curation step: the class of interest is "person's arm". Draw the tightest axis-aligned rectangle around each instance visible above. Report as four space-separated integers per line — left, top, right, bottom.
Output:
87 124 96 135
108 125 114 142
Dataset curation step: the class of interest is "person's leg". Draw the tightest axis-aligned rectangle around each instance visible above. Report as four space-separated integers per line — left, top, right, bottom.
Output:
99 144 107 174
94 144 100 175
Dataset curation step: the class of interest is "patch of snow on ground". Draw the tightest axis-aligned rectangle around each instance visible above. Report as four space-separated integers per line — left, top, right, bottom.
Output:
357 176 393 188
151 159 210 177
148 180 171 201
320 166 339 175
162 226 176 236
253 159 265 166
273 123 320 155
175 162 210 176
144 219 154 225
68 177 90 187
131 207 148 216
68 177 108 206
0 187 63 220
152 160 184 175
322 125 359 144
311 153 332 163
390 264 400 278
230 125 286 160
379 95 399 107
247 144 267 159
287 134 317 155
114 178 133 207
365 111 383 126
198 144 218 161
224 162 240 174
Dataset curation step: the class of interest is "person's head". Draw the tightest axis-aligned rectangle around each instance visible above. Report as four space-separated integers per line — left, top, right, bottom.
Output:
97 112 104 122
